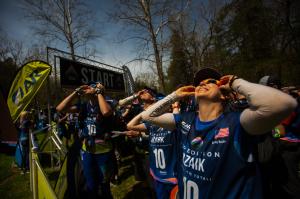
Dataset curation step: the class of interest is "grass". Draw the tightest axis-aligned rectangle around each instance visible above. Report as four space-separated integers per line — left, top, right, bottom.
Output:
0 153 31 199
111 156 153 199
0 133 153 199
0 152 14 181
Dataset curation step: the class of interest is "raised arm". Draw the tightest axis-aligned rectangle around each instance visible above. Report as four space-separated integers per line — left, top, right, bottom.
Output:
127 113 147 132
95 83 112 117
118 94 139 107
230 78 297 135
141 86 195 130
56 86 89 113
118 90 145 108
58 113 68 123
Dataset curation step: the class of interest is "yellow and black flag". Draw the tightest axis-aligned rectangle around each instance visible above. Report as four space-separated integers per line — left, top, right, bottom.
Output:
7 60 51 122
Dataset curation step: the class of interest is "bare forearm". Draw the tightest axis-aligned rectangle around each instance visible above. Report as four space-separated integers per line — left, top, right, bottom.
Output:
127 113 147 131
58 115 68 123
97 94 112 116
118 94 138 107
56 92 77 113
122 109 130 117
233 79 297 135
141 92 178 130
127 113 142 128
144 92 179 117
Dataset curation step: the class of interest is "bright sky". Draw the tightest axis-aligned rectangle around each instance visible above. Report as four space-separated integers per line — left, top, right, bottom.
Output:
0 0 151 78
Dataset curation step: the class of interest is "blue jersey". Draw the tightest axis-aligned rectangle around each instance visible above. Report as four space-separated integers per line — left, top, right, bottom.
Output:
78 100 113 153
78 100 110 138
19 120 31 142
174 112 262 199
145 122 178 184
280 105 300 142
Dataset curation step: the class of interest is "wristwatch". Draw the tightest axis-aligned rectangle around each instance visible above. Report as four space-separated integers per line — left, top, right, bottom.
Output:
95 88 104 95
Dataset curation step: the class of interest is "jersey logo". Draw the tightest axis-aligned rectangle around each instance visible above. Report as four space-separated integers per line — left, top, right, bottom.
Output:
214 128 229 139
181 121 191 134
191 136 203 149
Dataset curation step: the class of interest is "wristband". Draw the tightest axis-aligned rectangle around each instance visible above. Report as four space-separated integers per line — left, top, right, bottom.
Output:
95 88 104 95
75 87 83 96
229 76 239 90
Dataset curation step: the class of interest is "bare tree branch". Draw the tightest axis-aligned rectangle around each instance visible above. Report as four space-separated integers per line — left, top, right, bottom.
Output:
21 0 100 59
110 0 190 92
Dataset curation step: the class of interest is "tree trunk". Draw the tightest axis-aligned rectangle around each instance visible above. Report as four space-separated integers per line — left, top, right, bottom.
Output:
150 31 165 92
141 0 166 92
69 39 76 61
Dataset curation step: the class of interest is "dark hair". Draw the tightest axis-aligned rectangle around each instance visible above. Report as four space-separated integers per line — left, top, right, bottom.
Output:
143 86 157 97
259 75 281 89
193 68 222 86
268 76 281 88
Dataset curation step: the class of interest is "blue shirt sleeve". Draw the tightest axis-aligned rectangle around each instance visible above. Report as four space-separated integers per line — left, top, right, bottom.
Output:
75 102 82 111
143 121 151 132
234 113 258 161
173 113 182 125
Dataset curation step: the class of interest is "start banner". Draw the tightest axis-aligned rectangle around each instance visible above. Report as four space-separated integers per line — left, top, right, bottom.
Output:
7 60 51 122
59 57 125 91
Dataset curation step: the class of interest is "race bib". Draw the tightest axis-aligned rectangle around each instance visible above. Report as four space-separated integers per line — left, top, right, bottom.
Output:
86 117 97 136
87 123 96 136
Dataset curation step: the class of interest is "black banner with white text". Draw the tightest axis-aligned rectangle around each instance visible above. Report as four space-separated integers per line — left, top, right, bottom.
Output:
59 57 125 91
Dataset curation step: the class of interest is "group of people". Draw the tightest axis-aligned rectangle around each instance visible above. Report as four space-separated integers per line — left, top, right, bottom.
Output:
16 68 300 199
15 109 47 173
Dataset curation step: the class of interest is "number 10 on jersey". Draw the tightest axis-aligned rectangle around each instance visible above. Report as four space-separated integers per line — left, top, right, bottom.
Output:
153 148 166 169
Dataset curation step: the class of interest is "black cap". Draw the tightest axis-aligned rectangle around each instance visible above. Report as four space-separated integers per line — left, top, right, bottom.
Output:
143 86 157 97
193 68 222 86
258 75 281 88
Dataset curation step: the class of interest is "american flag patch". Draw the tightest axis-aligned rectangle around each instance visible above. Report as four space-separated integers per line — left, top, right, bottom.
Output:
214 128 229 139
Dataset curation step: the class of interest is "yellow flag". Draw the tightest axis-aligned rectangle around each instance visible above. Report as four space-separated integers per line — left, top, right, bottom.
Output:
33 153 58 199
7 60 51 122
54 156 68 199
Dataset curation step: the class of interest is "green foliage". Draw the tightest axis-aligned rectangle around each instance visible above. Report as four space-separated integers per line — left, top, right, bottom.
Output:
166 0 300 86
210 0 300 84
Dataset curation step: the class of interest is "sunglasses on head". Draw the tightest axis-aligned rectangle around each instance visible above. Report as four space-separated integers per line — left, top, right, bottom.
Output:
89 84 97 88
200 78 220 86
89 82 101 88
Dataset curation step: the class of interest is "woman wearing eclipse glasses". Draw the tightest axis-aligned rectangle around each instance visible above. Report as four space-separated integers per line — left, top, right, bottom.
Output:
56 82 114 199
140 68 297 199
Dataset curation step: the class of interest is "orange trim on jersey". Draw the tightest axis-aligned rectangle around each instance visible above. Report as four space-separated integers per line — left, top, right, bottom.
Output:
150 168 178 184
169 185 178 199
